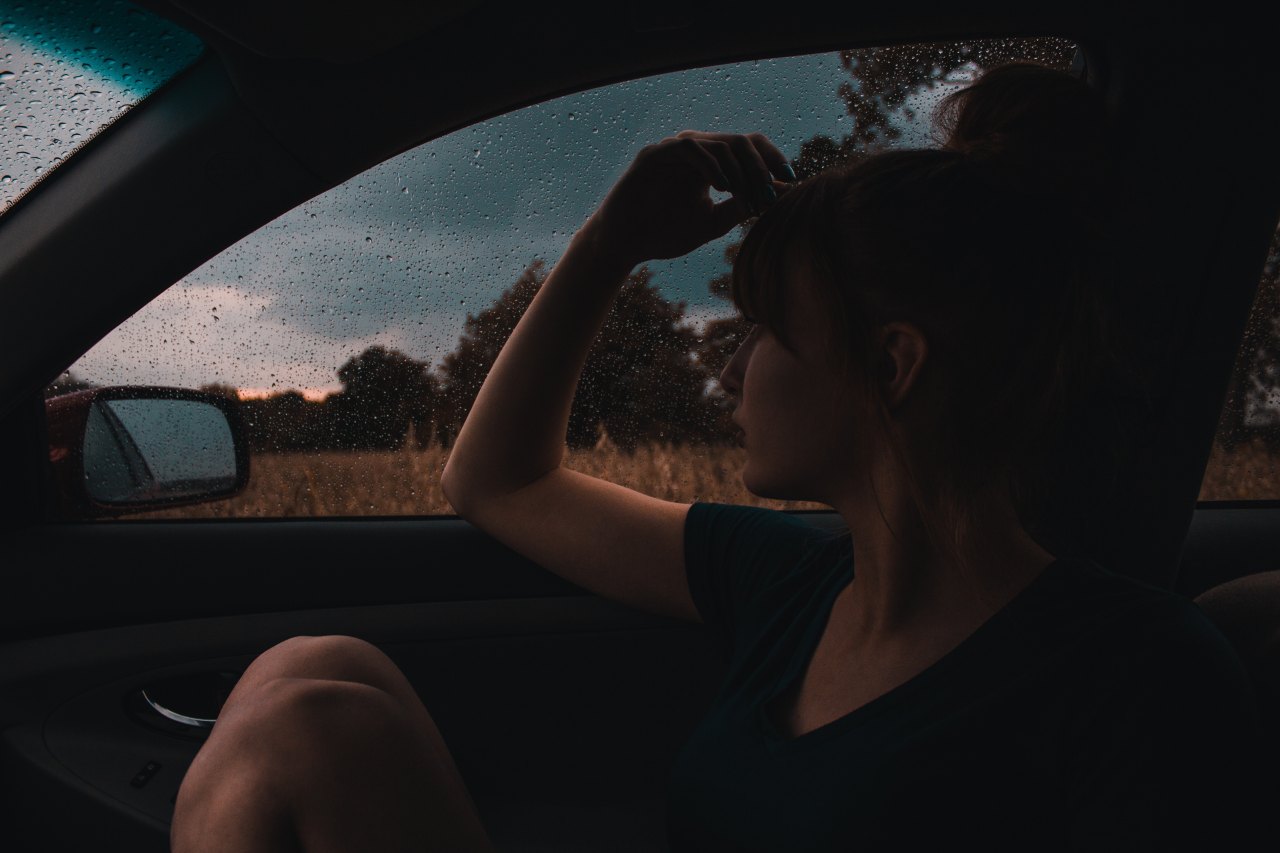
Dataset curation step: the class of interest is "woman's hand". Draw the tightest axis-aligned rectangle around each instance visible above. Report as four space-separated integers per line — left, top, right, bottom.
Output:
582 130 797 269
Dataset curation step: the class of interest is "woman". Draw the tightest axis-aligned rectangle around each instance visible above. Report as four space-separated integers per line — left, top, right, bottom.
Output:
171 61 1265 852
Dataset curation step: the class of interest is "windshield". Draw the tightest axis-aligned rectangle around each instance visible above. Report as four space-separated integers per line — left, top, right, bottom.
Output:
0 0 205 216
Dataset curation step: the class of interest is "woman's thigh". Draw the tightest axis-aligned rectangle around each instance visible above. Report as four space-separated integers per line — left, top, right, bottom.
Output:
187 637 498 853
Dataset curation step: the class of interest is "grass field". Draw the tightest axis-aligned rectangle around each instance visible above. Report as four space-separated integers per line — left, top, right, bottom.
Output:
126 434 1276 520
1199 436 1280 501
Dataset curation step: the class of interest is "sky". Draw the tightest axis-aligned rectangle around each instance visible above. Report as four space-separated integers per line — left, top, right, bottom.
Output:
4 4 1007 400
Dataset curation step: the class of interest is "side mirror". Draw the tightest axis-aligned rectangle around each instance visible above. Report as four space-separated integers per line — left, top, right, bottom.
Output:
45 387 250 517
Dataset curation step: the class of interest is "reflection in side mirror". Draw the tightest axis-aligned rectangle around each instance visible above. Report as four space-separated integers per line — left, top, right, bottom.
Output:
83 398 238 504
45 386 250 517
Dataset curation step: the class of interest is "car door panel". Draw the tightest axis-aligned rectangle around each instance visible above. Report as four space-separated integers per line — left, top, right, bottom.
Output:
2 592 726 851
1 508 851 851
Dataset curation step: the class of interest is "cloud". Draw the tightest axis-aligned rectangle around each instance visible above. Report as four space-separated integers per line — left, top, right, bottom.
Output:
680 303 739 336
72 281 458 395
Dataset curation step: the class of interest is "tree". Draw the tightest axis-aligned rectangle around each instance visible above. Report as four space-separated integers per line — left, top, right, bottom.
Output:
833 39 1075 151
581 265 724 452
198 382 240 401
328 346 438 450
433 262 548 450
238 390 333 452
434 260 725 453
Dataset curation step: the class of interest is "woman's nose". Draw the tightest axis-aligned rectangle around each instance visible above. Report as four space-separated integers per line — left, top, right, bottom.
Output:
719 371 737 398
719 351 743 397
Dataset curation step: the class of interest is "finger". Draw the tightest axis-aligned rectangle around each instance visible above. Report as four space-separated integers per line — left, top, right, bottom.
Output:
674 137 731 192
675 131 763 216
702 140 757 216
729 135 778 212
746 132 798 183
709 195 754 239
676 129 794 183
733 134 774 187
665 134 751 214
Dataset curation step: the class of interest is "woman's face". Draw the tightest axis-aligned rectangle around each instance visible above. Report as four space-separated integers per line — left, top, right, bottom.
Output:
718 284 866 504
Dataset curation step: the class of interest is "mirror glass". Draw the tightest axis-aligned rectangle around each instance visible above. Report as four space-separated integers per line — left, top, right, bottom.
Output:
83 398 238 504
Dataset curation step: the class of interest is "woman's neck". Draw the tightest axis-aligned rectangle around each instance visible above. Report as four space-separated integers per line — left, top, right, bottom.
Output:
830 500 1054 658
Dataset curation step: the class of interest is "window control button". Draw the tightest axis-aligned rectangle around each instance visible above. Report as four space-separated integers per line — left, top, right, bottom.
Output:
130 760 161 788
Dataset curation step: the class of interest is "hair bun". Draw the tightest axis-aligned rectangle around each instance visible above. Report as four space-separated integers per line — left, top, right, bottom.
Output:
936 60 1113 211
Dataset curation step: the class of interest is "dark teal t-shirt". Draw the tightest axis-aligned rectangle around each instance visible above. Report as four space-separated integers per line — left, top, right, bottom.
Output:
665 501 1268 852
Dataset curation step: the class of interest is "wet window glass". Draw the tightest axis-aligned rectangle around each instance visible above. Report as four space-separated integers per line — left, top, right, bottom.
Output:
0 0 205 216
1200 223 1280 502
47 37 1080 518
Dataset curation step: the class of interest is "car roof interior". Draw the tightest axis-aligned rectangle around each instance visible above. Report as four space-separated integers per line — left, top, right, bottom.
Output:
1 1 1278 626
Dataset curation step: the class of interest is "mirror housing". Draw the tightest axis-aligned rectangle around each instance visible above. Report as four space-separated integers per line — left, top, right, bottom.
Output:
45 387 250 518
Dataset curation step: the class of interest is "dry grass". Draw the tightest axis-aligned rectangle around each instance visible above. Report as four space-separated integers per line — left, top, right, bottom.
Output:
128 438 829 519
1198 436 1280 502
124 435 1277 520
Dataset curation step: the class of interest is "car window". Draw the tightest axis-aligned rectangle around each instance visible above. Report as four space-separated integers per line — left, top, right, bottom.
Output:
0 0 205 216
1199 222 1280 502
44 36 1081 519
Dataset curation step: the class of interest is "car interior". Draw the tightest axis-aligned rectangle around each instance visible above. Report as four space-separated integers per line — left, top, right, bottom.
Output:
1 1 1279 850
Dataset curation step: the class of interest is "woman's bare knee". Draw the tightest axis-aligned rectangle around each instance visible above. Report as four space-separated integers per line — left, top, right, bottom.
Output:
222 635 423 719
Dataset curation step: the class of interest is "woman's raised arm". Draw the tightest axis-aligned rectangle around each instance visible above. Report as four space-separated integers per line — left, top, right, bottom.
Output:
439 133 793 620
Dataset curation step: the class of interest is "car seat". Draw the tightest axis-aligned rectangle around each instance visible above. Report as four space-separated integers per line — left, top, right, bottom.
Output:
1192 572 1280 779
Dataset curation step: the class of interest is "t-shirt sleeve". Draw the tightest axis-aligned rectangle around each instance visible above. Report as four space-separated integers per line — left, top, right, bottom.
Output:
683 501 829 659
1063 598 1270 852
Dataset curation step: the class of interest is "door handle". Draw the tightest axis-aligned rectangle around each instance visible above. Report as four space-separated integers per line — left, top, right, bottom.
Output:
141 688 217 729
131 671 242 734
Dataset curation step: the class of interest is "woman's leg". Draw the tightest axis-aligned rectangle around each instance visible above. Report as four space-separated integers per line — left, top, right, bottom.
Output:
171 635 497 853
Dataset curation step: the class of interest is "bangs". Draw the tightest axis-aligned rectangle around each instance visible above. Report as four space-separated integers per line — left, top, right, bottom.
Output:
729 175 831 357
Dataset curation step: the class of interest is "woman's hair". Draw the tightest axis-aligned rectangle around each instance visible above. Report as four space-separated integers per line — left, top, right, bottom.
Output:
732 60 1149 597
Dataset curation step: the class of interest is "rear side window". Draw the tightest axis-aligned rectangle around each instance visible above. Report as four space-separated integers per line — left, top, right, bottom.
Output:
0 0 205 217
46 36 1082 519
1200 223 1280 502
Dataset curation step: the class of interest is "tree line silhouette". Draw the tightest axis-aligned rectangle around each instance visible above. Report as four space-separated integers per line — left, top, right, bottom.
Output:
199 263 737 454
43 37 1280 453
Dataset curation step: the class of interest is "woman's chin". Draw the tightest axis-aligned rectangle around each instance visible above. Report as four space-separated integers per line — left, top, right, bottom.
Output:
741 467 808 504
740 466 772 500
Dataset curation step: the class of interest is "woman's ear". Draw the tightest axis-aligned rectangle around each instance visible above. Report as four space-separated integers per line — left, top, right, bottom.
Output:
879 323 928 410
878 354 896 382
